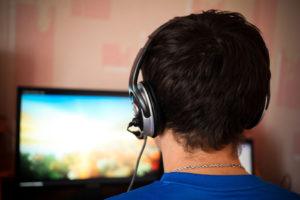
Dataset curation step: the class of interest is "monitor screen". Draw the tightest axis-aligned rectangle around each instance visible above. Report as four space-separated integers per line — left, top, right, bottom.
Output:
239 141 254 174
17 87 162 186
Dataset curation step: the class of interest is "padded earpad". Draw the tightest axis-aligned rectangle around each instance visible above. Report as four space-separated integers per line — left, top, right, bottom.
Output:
139 81 161 137
244 104 264 129
244 94 270 129
134 86 150 118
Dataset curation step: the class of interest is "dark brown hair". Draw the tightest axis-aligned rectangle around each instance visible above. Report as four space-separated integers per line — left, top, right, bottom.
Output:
142 10 270 151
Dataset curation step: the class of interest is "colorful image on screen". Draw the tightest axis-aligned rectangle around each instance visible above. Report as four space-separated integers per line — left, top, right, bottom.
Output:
19 92 160 182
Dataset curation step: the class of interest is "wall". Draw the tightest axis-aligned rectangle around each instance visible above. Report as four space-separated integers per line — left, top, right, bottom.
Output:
0 0 299 193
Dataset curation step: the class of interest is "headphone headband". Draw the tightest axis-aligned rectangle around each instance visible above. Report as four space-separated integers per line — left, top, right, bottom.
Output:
128 21 174 95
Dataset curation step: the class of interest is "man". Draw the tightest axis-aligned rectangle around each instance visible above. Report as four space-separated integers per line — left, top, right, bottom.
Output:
108 10 300 199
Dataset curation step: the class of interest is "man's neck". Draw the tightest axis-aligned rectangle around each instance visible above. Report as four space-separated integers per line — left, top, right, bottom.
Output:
156 129 248 175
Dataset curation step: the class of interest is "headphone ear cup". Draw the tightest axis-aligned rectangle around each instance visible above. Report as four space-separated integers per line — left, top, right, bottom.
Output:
140 82 161 136
244 95 269 129
133 82 156 137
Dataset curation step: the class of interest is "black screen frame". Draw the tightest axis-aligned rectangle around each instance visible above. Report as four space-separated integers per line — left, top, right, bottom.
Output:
239 139 255 175
15 86 163 187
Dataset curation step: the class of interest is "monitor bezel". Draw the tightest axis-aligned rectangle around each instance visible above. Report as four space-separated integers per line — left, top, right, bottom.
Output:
241 139 255 175
15 86 163 187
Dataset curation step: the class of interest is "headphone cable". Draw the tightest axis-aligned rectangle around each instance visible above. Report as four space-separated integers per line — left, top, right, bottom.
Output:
127 136 148 192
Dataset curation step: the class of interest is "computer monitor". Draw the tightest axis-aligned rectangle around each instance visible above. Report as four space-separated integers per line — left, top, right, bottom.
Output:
239 140 254 174
16 87 162 187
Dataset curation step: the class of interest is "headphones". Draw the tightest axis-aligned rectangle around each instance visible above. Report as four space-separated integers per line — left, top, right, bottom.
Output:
127 22 271 139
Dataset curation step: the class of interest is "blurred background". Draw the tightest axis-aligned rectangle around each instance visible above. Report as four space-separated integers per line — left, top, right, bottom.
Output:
0 0 299 198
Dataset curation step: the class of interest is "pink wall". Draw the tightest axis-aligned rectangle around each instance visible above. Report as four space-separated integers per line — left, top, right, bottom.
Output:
0 0 299 193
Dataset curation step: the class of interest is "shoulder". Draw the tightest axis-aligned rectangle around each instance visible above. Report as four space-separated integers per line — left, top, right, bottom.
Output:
105 181 167 200
255 179 300 200
105 175 300 200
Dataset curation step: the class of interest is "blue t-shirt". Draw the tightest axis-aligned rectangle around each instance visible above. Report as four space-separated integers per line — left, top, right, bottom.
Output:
107 172 300 200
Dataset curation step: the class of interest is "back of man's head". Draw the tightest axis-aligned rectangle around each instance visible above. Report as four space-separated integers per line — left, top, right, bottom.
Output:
141 10 270 151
